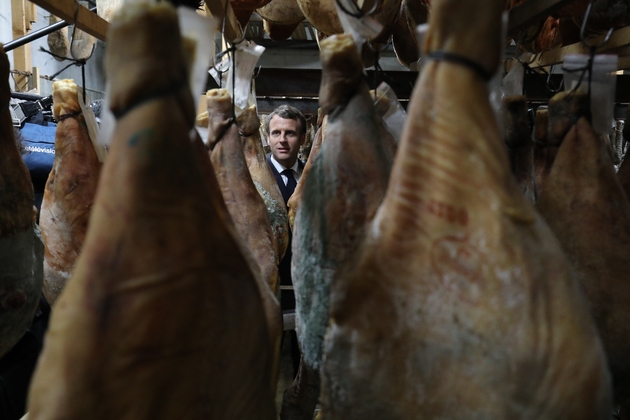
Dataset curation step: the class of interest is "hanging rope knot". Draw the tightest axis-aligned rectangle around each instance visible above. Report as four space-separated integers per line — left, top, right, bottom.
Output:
39 46 90 104
111 78 189 120
426 50 495 82
56 110 83 122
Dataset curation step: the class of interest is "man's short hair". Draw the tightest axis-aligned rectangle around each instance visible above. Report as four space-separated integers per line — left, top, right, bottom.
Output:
264 105 307 136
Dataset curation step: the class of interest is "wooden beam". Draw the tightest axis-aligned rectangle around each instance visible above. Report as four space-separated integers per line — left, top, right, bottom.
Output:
208 68 418 99
508 0 574 38
12 0 31 91
525 24 630 68
619 56 630 71
29 66 41 93
28 0 108 41
204 0 242 44
25 0 35 30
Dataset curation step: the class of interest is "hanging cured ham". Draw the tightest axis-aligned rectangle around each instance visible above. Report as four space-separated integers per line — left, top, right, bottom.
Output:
392 0 429 69
319 0 612 418
238 105 289 262
207 90 282 386
47 15 69 60
207 92 279 293
0 45 43 360
537 93 630 407
257 0 305 40
39 79 101 306
532 107 557 199
287 110 326 230
231 0 272 28
26 4 276 419
257 0 304 25
503 95 534 202
296 0 402 38
287 33 393 420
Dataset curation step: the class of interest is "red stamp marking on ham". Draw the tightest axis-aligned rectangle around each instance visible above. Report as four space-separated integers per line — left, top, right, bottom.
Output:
430 235 484 303
426 199 469 227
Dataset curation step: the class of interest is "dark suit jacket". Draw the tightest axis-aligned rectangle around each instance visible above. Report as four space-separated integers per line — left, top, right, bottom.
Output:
266 154 305 205
266 155 304 310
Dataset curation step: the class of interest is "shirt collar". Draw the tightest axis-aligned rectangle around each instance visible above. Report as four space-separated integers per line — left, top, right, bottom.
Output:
271 155 300 174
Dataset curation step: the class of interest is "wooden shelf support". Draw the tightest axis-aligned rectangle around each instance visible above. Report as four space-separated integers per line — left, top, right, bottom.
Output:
508 0 574 38
524 24 630 69
28 0 108 41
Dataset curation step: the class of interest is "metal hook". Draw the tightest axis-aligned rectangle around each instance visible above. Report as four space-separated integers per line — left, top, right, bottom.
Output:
517 52 539 67
335 0 382 19
580 0 614 49
70 3 97 63
252 65 262 79
545 65 563 93
365 37 391 54
229 22 248 46
335 0 363 19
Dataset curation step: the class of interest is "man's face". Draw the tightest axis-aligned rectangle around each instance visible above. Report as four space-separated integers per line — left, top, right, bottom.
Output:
268 115 304 168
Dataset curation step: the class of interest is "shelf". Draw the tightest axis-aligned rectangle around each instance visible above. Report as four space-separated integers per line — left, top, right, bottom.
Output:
523 24 630 69
28 0 108 41
507 0 574 38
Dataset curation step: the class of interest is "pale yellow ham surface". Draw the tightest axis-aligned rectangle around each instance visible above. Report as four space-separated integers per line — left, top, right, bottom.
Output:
26 4 275 419
320 0 611 418
0 45 43 359
207 89 282 388
238 105 289 264
537 116 630 407
40 79 101 306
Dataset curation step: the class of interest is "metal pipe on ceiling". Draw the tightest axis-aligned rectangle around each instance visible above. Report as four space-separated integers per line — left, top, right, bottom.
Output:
3 7 97 53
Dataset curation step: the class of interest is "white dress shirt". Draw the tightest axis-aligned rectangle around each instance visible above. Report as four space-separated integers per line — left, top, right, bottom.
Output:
270 155 302 186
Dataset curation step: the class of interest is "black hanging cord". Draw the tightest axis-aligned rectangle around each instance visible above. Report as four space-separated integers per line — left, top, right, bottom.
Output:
334 0 382 19
111 79 188 120
56 110 82 121
335 0 364 18
426 50 494 82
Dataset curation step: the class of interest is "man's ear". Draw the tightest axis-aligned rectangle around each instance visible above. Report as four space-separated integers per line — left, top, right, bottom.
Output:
300 133 306 145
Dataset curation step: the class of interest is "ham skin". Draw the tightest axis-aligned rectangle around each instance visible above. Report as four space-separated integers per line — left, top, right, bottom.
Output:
26 4 276 419
287 33 393 420
319 0 612 418
207 89 282 389
40 79 102 306
238 105 289 263
0 45 43 360
537 116 630 407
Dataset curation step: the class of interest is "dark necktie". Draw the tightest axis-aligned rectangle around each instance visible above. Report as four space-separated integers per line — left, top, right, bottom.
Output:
282 169 297 197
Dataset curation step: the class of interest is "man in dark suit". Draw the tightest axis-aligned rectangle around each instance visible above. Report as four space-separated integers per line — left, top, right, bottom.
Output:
264 105 306 376
265 105 306 205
